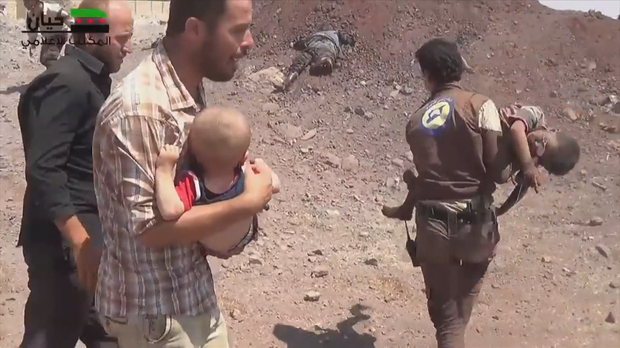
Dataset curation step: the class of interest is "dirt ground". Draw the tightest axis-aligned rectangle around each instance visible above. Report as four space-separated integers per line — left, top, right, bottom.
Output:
1 1 619 347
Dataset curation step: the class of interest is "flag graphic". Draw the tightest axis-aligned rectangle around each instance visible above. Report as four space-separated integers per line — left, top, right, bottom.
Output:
70 8 109 33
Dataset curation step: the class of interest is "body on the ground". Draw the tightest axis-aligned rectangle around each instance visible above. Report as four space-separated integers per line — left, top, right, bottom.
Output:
281 27 355 91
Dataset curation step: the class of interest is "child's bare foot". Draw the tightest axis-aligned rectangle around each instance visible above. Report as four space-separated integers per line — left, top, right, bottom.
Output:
381 205 413 221
403 168 417 188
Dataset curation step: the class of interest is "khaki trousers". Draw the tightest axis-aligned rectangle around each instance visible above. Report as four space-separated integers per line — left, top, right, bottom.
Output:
100 312 229 348
414 207 499 348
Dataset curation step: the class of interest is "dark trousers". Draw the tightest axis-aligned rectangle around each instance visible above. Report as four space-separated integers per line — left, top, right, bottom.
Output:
414 206 499 348
19 242 118 348
288 46 336 77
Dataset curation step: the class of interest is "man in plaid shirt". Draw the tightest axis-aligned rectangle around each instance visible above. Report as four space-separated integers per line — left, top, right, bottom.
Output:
92 0 275 347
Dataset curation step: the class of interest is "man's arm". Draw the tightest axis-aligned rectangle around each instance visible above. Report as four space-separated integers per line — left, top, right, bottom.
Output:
478 99 511 184
102 115 264 248
25 78 90 248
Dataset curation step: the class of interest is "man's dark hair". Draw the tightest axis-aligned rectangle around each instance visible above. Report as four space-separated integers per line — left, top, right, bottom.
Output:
166 0 228 36
414 38 464 85
545 132 580 176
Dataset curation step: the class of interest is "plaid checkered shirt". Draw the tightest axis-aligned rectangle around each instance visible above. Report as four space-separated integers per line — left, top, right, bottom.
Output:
92 42 217 317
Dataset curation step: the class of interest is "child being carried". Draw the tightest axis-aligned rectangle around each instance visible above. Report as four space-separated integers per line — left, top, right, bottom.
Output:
155 106 280 255
383 103 581 220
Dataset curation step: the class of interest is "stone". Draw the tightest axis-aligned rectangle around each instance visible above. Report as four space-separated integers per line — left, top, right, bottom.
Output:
562 107 579 121
249 256 263 265
391 158 404 167
342 155 359 171
588 216 604 226
311 267 329 278
605 312 616 324
364 258 379 266
262 102 280 115
300 129 317 141
326 209 341 217
276 123 303 140
248 67 284 89
405 152 414 162
304 291 321 302
229 308 242 321
354 107 366 116
400 86 414 95
322 153 341 168
595 244 611 258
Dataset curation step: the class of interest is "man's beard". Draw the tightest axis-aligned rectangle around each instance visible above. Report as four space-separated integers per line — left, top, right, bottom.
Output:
199 40 234 82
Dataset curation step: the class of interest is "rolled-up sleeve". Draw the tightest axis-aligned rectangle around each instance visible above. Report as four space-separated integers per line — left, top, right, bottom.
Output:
478 99 503 133
98 114 166 235
26 82 86 222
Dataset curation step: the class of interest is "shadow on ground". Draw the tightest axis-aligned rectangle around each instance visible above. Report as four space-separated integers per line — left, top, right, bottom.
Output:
0 84 28 95
273 304 377 348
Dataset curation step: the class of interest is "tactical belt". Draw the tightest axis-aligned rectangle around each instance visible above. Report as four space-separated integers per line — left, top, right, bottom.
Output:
416 204 481 224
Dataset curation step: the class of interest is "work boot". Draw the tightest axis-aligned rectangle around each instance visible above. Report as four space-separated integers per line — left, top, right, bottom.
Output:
317 56 333 75
281 72 298 92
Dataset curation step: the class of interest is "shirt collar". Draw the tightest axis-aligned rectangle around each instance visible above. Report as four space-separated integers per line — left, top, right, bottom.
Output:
65 45 108 76
432 82 462 96
153 41 206 112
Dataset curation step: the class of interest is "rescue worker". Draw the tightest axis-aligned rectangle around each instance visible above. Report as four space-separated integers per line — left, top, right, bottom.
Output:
281 26 355 91
24 0 73 68
402 38 510 348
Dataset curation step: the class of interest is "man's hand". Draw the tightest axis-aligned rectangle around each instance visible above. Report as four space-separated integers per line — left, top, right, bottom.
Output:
271 171 281 194
156 145 180 173
72 237 101 294
381 204 413 221
243 158 273 213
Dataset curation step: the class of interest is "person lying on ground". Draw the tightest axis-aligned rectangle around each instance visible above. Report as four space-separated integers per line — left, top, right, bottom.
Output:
280 26 355 92
382 104 581 220
155 107 280 257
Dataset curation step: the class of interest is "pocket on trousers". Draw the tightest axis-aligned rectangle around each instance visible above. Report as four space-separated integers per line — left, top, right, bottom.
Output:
451 216 500 263
141 314 173 344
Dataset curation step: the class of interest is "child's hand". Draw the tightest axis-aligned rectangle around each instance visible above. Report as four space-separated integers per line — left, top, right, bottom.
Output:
523 163 543 193
156 145 180 172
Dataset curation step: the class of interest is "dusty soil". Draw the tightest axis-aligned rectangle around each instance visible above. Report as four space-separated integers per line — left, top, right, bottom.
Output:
1 1 619 347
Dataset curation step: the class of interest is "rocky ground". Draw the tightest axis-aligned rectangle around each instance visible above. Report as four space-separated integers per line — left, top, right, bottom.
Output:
1 1 619 347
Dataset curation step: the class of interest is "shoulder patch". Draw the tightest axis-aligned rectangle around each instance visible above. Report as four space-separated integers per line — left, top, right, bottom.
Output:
420 97 455 136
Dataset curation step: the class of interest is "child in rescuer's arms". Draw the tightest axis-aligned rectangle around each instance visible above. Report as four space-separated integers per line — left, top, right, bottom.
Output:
382 103 581 220
155 107 280 256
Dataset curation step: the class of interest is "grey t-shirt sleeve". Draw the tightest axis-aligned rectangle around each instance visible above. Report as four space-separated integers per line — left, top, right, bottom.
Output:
512 106 546 132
